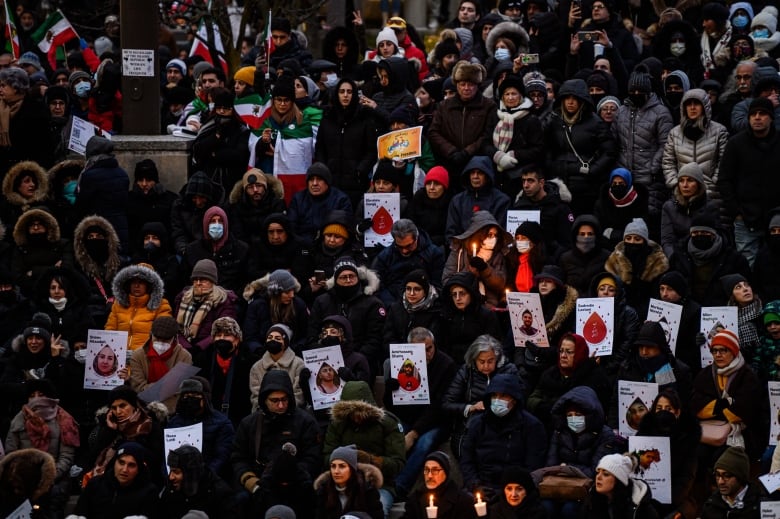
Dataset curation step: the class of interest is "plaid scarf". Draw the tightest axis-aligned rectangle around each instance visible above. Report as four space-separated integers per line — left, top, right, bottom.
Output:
738 298 762 354
176 285 228 341
492 99 532 153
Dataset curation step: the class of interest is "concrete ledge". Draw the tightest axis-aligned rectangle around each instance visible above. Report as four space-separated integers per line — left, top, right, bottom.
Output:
112 134 192 192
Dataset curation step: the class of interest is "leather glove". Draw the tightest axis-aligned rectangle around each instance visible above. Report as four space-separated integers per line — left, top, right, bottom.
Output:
240 472 260 493
469 256 488 271
695 332 706 348
386 378 400 391
338 366 355 381
357 217 373 233
493 150 518 171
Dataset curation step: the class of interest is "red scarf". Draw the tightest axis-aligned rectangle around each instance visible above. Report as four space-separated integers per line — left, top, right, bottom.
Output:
609 186 638 207
215 353 233 375
147 344 175 382
515 254 534 292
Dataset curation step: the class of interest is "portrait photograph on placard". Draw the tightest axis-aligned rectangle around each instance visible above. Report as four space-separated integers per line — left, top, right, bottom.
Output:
507 292 549 347
83 329 127 390
618 380 658 436
303 345 346 410
389 343 430 405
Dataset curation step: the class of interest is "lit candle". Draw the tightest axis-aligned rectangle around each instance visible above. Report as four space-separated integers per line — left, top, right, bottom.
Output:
472 242 477 256
474 492 487 517
426 494 438 519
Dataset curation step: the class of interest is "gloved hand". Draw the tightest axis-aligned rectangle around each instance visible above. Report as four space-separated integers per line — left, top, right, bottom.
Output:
469 256 488 271
451 150 468 166
299 368 312 404
386 378 400 391
493 150 518 171
714 398 730 415
240 471 260 493
695 332 706 348
338 366 355 381
357 217 373 233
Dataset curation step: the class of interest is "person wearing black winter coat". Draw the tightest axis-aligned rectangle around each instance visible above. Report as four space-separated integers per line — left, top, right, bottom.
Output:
594 170 650 250
170 171 225 257
407 167 453 249
511 173 573 261
559 214 610 295
752 207 780 303
227 169 287 249
246 213 312 287
402 451 477 519
657 270 703 376
488 467 548 519
126 159 178 255
131 222 183 303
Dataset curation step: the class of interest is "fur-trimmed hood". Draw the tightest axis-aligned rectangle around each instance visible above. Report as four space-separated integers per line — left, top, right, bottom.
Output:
47 159 85 198
11 331 70 359
605 240 669 285
546 285 578 336
111 264 165 310
330 399 385 423
73 215 121 280
228 172 285 205
313 462 384 491
13 208 60 246
0 448 57 502
95 400 170 424
2 160 49 208
324 264 380 296
485 21 530 55
243 271 302 301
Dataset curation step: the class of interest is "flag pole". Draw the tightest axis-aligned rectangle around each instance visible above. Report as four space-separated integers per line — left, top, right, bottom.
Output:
265 10 271 80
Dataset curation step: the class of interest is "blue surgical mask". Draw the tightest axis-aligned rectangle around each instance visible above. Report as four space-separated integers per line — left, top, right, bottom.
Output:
208 223 224 239
62 180 77 205
670 42 686 57
324 73 338 88
74 81 91 98
753 28 770 39
494 48 511 61
490 397 511 417
567 415 587 433
732 15 749 28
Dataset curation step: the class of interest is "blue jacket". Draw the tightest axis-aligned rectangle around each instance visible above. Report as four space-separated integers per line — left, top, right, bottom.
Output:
168 408 235 477
287 187 353 247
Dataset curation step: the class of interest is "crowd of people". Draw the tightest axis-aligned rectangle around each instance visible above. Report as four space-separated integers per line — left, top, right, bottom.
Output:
2 0 780 518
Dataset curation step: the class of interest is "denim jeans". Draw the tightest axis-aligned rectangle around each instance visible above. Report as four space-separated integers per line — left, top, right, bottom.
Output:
395 426 446 494
734 219 764 267
379 488 394 518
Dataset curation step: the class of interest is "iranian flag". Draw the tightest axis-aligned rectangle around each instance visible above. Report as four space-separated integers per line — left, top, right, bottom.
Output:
189 19 228 75
234 93 271 130
31 10 78 68
4 1 19 59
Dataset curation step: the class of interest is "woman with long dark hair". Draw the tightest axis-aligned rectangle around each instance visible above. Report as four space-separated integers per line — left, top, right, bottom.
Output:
314 444 384 519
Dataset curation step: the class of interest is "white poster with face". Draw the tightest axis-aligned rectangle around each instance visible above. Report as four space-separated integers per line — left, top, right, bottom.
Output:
303 346 346 410
506 210 540 235
5 499 32 519
618 380 658 437
363 193 400 247
163 422 203 473
699 307 739 368
769 382 780 446
83 329 127 390
507 292 549 347
629 436 672 504
646 298 683 354
576 297 614 356
390 343 430 406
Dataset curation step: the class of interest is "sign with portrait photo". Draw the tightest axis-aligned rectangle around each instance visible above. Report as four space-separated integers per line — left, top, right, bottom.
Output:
576 297 614 356
389 343 430 406
699 307 738 368
646 298 683 354
507 292 549 347
629 436 672 504
163 422 203 473
618 380 658 437
83 329 127 390
303 346 346 411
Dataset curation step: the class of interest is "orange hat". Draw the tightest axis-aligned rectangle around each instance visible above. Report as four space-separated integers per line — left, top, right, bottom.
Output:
711 329 740 357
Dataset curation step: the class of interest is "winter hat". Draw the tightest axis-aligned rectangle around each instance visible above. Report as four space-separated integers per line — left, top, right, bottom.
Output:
628 71 652 93
764 301 780 325
597 95 620 112
24 379 58 399
587 71 610 92
190 259 218 283
85 136 114 159
714 446 750 483
268 324 293 346
498 74 525 99
334 256 359 279
265 505 297 519
306 162 333 185
419 77 444 102
211 316 242 340
166 58 187 76
167 445 204 496
330 444 359 472
115 441 148 467
597 274 617 290
272 76 296 100
523 71 547 95
533 264 565 288
45 85 69 104
181 513 209 519
18 52 41 71
690 212 718 234
23 312 52 344
442 76 455 94
659 271 688 297
452 60 486 84
720 273 748 296
234 66 255 86
376 27 399 48
515 221 544 244
609 167 633 188
151 316 179 341
624 218 649 241
634 321 667 347
752 6 779 33
388 106 414 127
596 454 634 486
769 213 780 230
749 96 775 119
268 269 298 294
702 2 729 24
178 378 205 395
424 166 449 189
711 329 740 357
323 223 349 239
134 159 159 183
404 269 430 295
191 61 212 81
677 162 704 185
425 451 451 477
213 89 234 109
559 333 590 371
68 70 91 89
373 160 403 186
242 169 268 190
108 385 139 408
435 39 461 63
499 466 537 494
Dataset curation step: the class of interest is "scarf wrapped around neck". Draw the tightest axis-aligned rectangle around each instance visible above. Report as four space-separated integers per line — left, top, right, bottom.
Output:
176 285 228 341
146 343 176 383
93 406 152 477
493 99 532 152
609 186 639 207
23 397 80 451
0 94 24 147
402 286 439 313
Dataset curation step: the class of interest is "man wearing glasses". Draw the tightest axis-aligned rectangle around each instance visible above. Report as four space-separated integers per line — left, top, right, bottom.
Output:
701 446 762 518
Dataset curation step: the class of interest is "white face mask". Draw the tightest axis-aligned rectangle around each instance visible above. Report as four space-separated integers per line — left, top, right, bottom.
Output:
74 349 88 364
490 397 511 417
49 297 67 311
482 236 497 250
208 223 224 240
324 73 338 88
670 42 686 57
152 340 172 355
516 240 531 253
494 48 511 61
567 415 587 433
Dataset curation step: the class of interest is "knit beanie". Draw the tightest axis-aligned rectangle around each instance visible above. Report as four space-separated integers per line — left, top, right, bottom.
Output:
769 213 780 230
265 505 296 519
677 162 704 185
749 96 775 119
334 256 359 279
659 271 688 297
597 95 620 112
115 441 148 467
404 269 431 295
424 166 449 189
624 218 649 241
109 385 139 408
151 316 179 341
242 169 267 190
323 223 349 239
375 27 399 48
597 275 617 290
307 162 333 185
388 106 414 127
268 324 293 346
720 273 748 296
211 316 242 340
714 446 750 483
628 72 652 93
268 269 298 294
23 312 52 344
425 451 451 477
690 212 718 234
190 259 218 283
523 71 547 95
702 2 729 24
330 444 359 472
134 159 159 183
373 160 403 186
515 221 544 244
234 66 255 86
166 58 187 76
596 454 634 486
635 321 667 347
435 39 461 62
711 329 740 357
752 6 779 33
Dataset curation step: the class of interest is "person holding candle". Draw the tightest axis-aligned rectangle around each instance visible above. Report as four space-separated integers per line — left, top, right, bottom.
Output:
314 444 384 519
401 451 477 519
488 466 548 519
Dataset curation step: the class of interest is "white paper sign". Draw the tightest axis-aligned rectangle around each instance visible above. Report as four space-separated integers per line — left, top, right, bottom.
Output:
389 343 430 405
363 193 400 247
164 423 203 473
507 292 549 347
506 210 540 234
646 298 683 354
699 307 739 368
83 329 127 390
618 380 658 436
122 48 155 77
761 501 780 518
68 116 111 155
770 382 780 446
629 436 672 504
576 297 615 356
6 499 32 519
761 475 780 496
303 346 346 410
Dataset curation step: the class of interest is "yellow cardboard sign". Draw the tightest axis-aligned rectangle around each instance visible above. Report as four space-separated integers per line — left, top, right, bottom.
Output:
377 126 423 161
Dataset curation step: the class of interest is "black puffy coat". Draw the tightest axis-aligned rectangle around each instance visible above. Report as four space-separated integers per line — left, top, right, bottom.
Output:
126 183 178 255
226 174 286 249
408 188 452 248
402 479 477 519
669 240 751 307
191 116 250 194
75 155 130 253
559 214 610 295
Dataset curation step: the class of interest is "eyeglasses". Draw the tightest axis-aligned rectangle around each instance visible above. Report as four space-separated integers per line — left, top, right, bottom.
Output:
713 471 735 481
450 290 468 298
710 348 730 355
559 349 576 356
267 396 289 405
592 4 606 9
395 238 418 253
423 468 443 475
337 274 357 282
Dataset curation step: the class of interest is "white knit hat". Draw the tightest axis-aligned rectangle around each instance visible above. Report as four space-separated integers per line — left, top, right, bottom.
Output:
597 454 634 486
752 6 778 33
376 27 399 48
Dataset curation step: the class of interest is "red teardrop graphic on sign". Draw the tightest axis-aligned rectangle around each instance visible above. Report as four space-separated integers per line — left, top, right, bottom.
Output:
372 206 393 234
584 311 607 344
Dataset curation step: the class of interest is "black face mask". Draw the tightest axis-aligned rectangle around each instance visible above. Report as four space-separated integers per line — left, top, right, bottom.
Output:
691 234 715 251
624 242 646 260
0 289 15 305
84 239 109 262
143 241 159 254
629 93 648 108
665 91 683 107
769 235 780 253
28 233 48 246
652 410 678 435
610 184 630 199
683 122 705 141
213 339 235 359
176 395 203 417
265 339 284 355
334 283 360 300
320 336 341 347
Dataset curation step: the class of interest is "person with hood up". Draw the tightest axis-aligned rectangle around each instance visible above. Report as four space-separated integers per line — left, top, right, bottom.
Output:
362 56 418 125
227 169 286 249
132 221 182 302
183 205 249 296
662 70 691 125
750 6 780 59
126 158 178 254
460 373 546 497
321 26 362 80
307 257 386 370
585 453 658 519
0 160 49 238
46 158 84 241
438 272 502 363
249 323 305 409
231 369 321 517
105 264 173 352
594 168 650 250
243 269 308 353
544 78 617 217
11 208 73 298
0 447 57 518
170 171 225 257
543 386 619 519
401 450 476 519
444 156 511 241
483 21 530 83
653 20 705 85
75 441 160 519
323 380 406 515
314 444 384 519
559 215 610 295
489 466 548 519
159 444 237 519
246 213 310 286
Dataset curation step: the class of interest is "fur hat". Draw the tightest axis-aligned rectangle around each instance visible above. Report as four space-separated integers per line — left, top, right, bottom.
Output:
151 316 179 341
191 259 218 283
711 329 740 357
714 446 750 483
211 316 242 340
167 445 204 496
453 60 485 84
330 444 358 472
178 378 205 395
268 269 298 294
624 218 649 241
597 454 634 486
